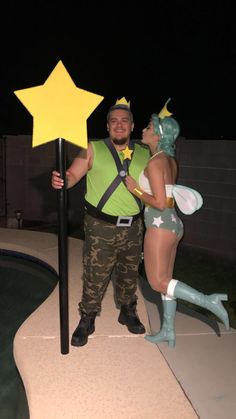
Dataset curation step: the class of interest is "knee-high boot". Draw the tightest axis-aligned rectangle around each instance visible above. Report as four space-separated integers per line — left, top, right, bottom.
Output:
145 294 177 347
167 279 229 330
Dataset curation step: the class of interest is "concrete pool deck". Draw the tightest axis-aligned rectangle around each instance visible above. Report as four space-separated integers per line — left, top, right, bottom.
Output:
1 227 235 418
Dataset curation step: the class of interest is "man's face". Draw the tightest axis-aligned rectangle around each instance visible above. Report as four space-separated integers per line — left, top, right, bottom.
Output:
107 109 134 145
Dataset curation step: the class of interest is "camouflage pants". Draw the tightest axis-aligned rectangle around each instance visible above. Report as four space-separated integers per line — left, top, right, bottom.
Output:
78 213 144 314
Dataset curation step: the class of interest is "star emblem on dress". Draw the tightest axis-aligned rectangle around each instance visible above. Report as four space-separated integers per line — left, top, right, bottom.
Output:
171 214 177 223
152 216 164 227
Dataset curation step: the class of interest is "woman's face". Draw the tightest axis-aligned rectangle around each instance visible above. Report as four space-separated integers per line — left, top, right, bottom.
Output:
141 120 159 147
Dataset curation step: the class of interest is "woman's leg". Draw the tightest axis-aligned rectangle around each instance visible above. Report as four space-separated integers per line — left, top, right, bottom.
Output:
144 228 180 346
143 227 179 294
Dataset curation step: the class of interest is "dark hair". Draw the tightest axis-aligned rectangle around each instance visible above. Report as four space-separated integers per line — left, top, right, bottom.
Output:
107 104 134 122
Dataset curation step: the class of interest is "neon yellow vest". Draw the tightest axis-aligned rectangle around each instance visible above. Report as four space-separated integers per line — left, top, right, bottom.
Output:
85 140 150 216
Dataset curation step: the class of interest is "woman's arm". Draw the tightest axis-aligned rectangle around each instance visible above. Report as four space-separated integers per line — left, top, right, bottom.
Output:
125 159 167 210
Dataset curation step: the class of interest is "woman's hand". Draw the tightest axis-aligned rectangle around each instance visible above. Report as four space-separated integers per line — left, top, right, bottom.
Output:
125 175 138 193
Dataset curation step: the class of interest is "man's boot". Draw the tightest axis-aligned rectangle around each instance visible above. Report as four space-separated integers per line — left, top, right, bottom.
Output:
71 312 97 347
118 300 146 334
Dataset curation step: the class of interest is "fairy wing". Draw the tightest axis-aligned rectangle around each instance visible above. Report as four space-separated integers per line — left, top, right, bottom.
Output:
172 185 203 215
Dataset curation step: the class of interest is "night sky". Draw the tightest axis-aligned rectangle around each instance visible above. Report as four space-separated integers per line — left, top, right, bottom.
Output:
1 2 235 140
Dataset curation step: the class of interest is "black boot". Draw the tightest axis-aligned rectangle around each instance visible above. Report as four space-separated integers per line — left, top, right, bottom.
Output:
71 312 97 347
118 300 145 334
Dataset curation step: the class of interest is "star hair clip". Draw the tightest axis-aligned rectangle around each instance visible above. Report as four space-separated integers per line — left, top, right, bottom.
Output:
158 97 173 119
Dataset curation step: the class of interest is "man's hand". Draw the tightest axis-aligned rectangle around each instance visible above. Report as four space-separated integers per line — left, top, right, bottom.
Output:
51 170 64 189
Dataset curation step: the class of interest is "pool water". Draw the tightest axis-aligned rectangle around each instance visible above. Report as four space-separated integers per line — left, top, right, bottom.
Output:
0 250 58 419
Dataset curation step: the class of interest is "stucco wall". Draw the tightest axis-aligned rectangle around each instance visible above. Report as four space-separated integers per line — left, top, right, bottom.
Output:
175 137 236 261
1 135 236 261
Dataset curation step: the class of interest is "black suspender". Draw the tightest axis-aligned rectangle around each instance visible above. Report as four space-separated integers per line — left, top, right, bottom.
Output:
97 139 142 212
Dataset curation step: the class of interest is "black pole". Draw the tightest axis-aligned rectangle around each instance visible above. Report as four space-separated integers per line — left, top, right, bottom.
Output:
56 138 69 354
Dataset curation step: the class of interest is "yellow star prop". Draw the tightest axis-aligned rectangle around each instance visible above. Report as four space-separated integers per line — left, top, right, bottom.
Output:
115 97 130 108
158 98 173 119
122 146 133 160
14 60 104 148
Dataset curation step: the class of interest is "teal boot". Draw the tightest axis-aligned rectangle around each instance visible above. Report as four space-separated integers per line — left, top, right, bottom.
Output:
168 279 229 330
145 295 177 347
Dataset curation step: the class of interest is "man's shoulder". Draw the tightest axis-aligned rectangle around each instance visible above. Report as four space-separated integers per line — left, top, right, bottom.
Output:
89 139 104 144
89 139 106 148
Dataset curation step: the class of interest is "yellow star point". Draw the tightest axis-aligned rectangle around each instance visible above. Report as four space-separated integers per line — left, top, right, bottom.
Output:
122 146 133 160
14 60 104 148
158 98 173 119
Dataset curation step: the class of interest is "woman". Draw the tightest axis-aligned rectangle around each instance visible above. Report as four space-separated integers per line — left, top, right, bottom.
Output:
125 111 229 347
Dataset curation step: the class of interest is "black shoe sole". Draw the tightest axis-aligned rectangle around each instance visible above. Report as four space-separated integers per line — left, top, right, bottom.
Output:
71 336 88 347
118 318 146 334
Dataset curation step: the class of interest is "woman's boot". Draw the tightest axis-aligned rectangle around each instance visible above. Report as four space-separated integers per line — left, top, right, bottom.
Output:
167 279 229 330
145 294 177 347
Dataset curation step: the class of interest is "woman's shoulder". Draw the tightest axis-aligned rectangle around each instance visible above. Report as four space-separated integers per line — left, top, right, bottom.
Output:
148 152 166 165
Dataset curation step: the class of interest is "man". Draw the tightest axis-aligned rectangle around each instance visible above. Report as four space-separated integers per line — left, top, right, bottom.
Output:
51 99 150 347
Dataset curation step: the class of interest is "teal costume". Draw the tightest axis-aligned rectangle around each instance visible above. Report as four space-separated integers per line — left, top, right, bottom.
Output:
144 206 183 237
143 110 229 347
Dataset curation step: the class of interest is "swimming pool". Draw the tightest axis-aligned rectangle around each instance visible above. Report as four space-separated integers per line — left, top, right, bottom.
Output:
0 249 58 419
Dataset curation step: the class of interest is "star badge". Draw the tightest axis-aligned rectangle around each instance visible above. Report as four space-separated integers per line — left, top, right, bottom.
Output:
14 60 104 148
122 146 133 160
